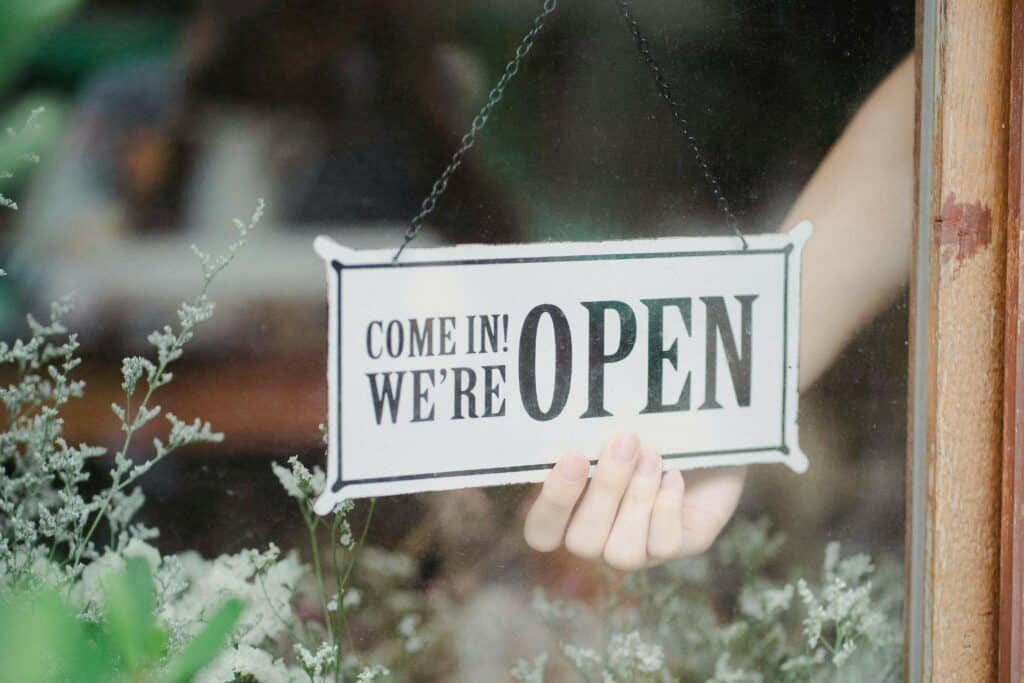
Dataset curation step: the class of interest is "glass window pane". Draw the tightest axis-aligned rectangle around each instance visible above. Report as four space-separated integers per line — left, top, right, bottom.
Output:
1 1 913 681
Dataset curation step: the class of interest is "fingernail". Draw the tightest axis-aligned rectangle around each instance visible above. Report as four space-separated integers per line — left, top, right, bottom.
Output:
638 448 661 476
555 454 588 482
612 434 639 463
661 470 684 491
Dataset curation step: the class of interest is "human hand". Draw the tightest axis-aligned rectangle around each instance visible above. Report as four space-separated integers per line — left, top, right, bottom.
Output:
523 434 745 571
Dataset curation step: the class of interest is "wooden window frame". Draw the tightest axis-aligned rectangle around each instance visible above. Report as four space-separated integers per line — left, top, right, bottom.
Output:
909 0 1022 679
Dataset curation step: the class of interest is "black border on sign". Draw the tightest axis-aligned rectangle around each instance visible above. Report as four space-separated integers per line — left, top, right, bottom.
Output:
331 245 794 493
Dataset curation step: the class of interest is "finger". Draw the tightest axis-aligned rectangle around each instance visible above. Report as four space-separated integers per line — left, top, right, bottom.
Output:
564 434 640 559
647 470 686 560
523 453 590 552
676 467 747 557
603 447 662 571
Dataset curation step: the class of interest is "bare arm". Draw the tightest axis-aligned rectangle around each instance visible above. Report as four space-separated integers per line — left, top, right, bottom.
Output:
524 56 915 569
794 56 915 388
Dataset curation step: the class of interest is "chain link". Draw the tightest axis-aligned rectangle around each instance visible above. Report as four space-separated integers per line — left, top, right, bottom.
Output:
394 0 558 261
615 0 748 249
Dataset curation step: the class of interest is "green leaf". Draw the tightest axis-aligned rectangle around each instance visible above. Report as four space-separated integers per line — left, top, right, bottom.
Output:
0 589 71 681
0 589 113 683
157 599 244 683
103 557 168 674
0 0 82 93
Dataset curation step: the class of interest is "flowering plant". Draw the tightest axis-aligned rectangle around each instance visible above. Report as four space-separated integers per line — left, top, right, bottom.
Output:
515 518 902 683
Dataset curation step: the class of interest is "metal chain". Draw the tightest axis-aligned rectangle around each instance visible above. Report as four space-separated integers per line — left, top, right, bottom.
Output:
615 0 748 249
394 0 558 261
394 0 747 259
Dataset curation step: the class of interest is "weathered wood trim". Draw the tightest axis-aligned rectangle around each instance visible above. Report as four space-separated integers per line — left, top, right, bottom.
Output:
907 1 938 678
910 0 1011 680
1000 0 1024 679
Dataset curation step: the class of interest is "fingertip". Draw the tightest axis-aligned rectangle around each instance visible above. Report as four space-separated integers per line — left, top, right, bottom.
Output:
637 447 662 477
525 458 587 552
648 472 687 560
660 470 684 492
525 529 560 553
602 545 648 573
553 452 589 482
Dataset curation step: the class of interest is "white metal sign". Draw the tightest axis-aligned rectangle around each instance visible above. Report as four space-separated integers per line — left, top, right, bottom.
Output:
313 223 812 513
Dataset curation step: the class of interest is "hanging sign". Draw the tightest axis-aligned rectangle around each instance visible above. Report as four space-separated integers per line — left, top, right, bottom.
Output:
312 222 812 513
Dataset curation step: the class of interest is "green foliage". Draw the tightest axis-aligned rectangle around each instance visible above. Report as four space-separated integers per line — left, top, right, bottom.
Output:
0 558 242 683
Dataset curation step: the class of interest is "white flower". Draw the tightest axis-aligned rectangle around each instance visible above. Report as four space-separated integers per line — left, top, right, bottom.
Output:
833 637 858 667
123 538 162 571
531 587 583 622
328 587 361 612
561 643 601 671
738 583 795 621
343 587 362 609
398 613 424 653
71 541 161 612
355 664 390 682
159 547 303 647
295 642 337 679
606 631 664 674
196 643 300 683
511 653 548 683
272 461 303 499
272 456 326 500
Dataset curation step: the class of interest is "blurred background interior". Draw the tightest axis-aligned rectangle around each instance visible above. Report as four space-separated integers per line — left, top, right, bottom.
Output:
0 0 912 674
